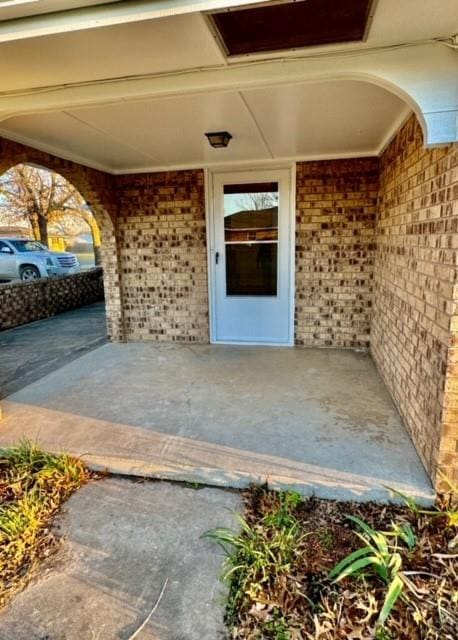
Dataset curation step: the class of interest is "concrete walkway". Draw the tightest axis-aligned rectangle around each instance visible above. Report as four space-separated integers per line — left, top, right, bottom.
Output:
0 478 239 640
0 302 107 399
0 342 433 503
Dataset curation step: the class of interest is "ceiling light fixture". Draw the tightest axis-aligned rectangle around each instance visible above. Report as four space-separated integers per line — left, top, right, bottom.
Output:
205 131 232 148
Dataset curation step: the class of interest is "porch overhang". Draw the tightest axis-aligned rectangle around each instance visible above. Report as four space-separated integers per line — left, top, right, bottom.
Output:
0 0 456 170
0 0 269 42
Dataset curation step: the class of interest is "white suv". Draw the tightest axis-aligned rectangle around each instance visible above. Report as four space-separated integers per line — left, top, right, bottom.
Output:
0 237 80 282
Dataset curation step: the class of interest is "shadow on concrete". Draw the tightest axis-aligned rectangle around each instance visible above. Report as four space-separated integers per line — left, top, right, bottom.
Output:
0 302 107 399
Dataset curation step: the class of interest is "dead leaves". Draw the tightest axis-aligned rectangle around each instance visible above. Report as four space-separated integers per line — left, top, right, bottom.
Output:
225 486 457 640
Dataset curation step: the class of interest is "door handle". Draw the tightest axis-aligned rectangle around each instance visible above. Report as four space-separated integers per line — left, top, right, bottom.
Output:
215 251 220 265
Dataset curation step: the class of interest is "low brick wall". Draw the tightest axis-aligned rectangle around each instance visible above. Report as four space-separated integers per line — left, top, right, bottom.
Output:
0 268 104 331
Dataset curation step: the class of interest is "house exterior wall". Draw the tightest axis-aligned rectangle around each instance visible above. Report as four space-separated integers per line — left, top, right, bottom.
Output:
116 170 208 341
1 118 457 487
371 115 458 486
295 158 379 348
113 160 379 346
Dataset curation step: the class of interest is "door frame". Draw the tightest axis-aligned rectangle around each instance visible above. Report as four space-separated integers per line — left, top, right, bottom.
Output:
205 163 296 346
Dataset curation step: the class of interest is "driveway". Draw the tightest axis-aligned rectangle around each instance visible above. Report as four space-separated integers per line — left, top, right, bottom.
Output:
0 302 107 399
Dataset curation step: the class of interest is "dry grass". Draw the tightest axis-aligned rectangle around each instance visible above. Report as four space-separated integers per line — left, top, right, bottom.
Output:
0 440 89 607
206 485 458 640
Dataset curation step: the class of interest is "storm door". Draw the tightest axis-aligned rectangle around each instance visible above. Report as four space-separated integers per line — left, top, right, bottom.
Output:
210 169 293 344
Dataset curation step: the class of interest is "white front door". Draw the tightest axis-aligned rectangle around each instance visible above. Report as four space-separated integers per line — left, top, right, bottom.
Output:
210 168 293 345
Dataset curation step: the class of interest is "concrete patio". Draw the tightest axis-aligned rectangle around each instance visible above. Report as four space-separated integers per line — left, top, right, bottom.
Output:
0 342 433 502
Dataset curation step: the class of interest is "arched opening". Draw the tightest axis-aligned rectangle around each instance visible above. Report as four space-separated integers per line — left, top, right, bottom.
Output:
0 161 123 395
0 163 102 269
0 146 124 343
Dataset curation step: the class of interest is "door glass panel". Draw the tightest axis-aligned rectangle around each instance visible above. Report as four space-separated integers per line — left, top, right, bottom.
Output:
223 182 278 296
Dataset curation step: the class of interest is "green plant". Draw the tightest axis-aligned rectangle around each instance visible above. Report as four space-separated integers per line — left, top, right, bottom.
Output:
386 478 458 528
317 528 334 549
384 486 421 516
263 490 302 530
375 627 396 640
262 610 291 639
329 515 415 626
388 522 416 551
203 511 300 623
184 481 203 490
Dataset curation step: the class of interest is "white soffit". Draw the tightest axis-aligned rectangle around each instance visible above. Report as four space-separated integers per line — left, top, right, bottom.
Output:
0 1 456 94
0 80 409 173
367 0 458 45
0 1 119 22
0 0 268 41
0 110 160 170
0 12 224 92
0 0 456 49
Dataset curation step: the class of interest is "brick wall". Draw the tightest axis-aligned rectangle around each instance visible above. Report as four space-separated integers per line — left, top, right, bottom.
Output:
295 158 379 348
0 268 104 331
371 115 458 485
115 160 379 347
116 170 209 341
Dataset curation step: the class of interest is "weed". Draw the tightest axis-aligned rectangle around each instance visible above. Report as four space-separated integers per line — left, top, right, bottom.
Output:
387 477 458 528
317 528 334 549
262 610 291 639
184 481 203 490
203 507 302 625
263 490 302 530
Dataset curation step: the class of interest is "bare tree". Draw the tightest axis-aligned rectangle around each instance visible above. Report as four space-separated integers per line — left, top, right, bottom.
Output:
235 191 279 212
50 208 102 265
0 164 102 264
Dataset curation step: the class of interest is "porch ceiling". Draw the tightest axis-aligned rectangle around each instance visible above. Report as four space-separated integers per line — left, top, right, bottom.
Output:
0 0 456 169
0 80 409 173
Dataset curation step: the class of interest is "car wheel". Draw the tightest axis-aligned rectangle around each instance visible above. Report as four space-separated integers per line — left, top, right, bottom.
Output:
20 266 40 282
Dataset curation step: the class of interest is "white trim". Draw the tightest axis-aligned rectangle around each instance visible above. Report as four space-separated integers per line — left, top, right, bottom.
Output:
207 164 295 346
0 0 268 43
207 340 294 347
204 166 215 344
207 166 217 344
111 151 379 175
288 160 296 347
